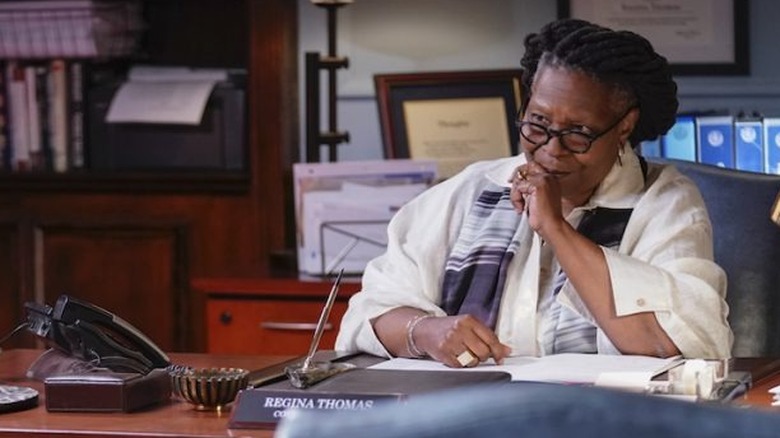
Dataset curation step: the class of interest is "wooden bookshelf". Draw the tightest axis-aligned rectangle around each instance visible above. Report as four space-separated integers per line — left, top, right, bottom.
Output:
0 0 299 353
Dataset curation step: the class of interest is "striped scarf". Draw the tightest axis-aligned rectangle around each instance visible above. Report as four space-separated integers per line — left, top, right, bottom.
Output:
441 187 521 328
440 186 634 334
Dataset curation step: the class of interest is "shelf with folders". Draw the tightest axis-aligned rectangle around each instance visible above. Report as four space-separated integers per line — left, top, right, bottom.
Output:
0 0 143 60
639 113 780 175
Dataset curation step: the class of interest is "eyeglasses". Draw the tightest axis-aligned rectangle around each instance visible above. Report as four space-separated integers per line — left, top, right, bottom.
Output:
515 107 636 154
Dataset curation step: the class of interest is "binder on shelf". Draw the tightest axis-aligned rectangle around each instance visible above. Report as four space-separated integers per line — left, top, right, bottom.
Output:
662 115 696 162
48 60 68 173
23 66 42 169
639 137 661 158
5 62 31 171
734 117 764 173
33 65 50 171
696 115 734 168
763 117 780 175
68 61 85 169
0 67 8 171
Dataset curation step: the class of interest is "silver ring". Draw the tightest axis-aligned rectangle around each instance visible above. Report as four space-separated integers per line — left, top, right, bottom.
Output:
456 350 476 367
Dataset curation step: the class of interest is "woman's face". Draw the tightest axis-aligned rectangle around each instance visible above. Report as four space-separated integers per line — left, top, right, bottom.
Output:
520 65 637 203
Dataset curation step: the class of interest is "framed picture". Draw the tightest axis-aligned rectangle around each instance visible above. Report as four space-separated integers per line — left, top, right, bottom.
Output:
374 70 523 179
557 0 749 76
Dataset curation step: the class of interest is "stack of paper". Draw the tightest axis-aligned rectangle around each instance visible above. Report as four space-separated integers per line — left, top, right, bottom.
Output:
370 354 680 388
0 0 143 59
769 384 780 406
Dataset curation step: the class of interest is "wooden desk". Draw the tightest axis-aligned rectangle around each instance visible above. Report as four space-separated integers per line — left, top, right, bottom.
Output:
0 349 292 438
1 350 779 438
738 357 780 408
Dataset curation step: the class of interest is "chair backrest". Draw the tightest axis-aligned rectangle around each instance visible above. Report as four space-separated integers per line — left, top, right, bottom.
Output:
654 159 780 357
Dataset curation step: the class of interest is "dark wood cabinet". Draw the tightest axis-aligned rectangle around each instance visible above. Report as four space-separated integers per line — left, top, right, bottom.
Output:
0 0 299 352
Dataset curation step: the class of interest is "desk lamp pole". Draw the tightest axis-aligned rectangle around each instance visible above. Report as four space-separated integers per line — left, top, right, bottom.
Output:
306 0 352 162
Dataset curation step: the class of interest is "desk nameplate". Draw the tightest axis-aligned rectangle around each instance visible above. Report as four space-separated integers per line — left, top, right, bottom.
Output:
230 367 512 428
228 389 402 429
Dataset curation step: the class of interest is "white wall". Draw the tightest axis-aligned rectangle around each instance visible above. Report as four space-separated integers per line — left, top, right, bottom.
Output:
298 0 780 162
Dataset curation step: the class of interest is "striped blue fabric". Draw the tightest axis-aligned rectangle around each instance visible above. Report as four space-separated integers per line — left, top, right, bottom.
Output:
440 159 647 349
549 268 598 353
441 187 522 329
440 186 635 345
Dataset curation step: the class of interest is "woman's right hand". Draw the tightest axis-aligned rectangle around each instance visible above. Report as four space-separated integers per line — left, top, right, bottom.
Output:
509 164 529 214
509 161 566 240
413 314 512 368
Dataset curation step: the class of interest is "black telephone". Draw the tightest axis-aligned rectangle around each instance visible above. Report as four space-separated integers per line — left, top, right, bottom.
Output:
24 295 171 375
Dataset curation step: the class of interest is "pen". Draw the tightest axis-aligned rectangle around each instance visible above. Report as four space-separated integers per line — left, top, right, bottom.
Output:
301 268 344 371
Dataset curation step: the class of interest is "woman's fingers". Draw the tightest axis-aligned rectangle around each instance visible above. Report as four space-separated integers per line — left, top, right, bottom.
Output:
510 165 531 213
423 315 510 368
462 322 512 365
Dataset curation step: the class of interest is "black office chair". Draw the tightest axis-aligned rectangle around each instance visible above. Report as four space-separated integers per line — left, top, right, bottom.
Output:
654 159 780 357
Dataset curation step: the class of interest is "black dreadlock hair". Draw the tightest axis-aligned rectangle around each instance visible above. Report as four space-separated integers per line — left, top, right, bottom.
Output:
520 18 678 146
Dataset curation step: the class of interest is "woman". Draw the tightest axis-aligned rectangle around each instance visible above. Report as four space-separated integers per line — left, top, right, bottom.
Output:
335 18 732 367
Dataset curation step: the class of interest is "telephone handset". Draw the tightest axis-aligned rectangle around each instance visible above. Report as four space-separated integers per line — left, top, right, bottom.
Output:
25 295 171 375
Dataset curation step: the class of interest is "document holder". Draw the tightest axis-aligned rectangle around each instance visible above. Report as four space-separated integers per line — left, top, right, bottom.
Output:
293 159 438 276
318 219 389 276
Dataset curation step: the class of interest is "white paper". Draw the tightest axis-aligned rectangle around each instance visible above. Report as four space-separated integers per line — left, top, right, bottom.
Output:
301 190 393 274
369 354 680 385
0 1 141 58
105 66 229 125
0 1 94 11
106 80 216 125
594 371 655 391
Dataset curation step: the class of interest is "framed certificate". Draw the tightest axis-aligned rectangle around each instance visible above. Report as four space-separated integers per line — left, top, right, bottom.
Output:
374 70 522 179
558 0 749 76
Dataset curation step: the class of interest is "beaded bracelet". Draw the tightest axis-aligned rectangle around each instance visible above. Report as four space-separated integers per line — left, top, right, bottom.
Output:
405 313 433 358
